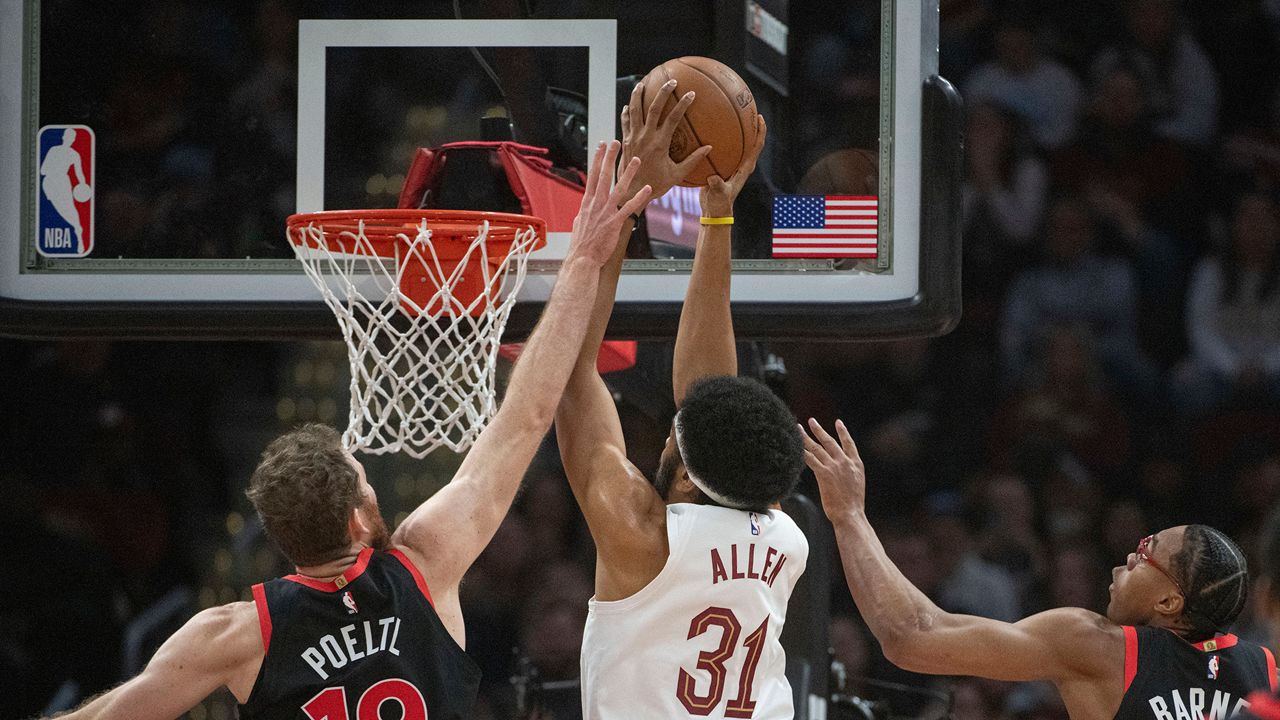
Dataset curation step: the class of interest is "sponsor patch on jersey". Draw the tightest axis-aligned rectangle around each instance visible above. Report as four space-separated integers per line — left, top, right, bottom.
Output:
749 512 761 536
36 125 95 257
343 590 359 615
1208 654 1220 680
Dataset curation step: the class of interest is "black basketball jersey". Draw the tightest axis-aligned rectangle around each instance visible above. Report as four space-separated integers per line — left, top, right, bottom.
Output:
1114 625 1276 719
239 547 480 720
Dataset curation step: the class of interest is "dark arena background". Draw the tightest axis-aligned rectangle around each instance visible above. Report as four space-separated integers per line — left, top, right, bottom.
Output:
6 0 1280 718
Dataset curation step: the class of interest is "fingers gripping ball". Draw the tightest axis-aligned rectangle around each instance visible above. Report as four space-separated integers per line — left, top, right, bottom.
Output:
639 56 758 187
72 184 92 203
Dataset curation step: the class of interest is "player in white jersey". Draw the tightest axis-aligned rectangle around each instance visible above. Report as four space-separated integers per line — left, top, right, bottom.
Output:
555 80 809 719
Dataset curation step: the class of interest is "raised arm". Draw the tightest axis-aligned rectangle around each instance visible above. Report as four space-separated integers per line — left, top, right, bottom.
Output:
556 81 710 595
390 140 652 592
671 115 766 403
801 419 1123 684
47 603 261 720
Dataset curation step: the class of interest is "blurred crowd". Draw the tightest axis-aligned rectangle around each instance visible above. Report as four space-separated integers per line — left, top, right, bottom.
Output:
10 0 1280 719
786 0 1280 717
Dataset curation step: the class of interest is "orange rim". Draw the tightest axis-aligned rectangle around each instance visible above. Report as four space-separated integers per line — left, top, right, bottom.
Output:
286 209 548 257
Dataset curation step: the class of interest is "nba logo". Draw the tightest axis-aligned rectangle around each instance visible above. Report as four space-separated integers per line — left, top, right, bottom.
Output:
749 512 761 536
36 125 95 257
1208 654 1220 680
342 590 359 615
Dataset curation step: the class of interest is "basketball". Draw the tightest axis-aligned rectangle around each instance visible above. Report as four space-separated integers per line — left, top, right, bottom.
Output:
72 183 92 203
638 56 758 187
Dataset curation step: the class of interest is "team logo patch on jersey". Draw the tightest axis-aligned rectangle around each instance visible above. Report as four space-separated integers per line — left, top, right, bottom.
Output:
749 512 761 536
36 125 95 257
342 590 359 615
1208 654 1220 680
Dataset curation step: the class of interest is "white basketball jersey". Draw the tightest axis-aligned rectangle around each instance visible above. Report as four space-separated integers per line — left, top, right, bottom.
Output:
581 503 809 720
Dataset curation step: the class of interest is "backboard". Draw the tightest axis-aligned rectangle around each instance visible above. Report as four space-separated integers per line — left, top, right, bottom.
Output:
0 0 961 341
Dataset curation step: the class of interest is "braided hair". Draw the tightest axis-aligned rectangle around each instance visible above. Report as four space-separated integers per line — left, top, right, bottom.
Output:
1171 525 1250 642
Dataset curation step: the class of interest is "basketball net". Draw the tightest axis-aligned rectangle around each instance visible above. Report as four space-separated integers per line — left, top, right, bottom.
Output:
287 210 545 458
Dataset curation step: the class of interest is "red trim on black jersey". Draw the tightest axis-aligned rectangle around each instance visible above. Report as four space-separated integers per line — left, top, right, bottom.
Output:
387 548 436 608
1192 633 1239 652
1266 646 1278 692
251 582 272 652
1123 626 1138 692
284 547 375 592
1248 691 1280 719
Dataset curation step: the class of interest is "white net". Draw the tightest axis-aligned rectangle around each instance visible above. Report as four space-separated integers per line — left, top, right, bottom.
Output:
288 214 542 458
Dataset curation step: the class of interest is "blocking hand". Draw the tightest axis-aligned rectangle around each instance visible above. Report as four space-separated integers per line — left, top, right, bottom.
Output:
567 140 652 267
800 418 868 521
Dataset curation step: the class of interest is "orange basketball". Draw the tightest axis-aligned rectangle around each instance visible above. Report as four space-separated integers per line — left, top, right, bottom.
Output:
638 56 758 187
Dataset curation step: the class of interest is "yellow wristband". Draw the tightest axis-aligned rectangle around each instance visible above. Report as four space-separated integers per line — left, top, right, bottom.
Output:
700 216 734 225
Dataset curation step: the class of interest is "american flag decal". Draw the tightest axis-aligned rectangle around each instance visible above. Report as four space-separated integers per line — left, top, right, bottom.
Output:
771 195 878 258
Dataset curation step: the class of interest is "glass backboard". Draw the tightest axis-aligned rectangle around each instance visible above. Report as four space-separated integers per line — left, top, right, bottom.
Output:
0 0 961 340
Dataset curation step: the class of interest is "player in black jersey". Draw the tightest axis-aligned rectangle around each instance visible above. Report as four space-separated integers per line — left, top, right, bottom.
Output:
41 140 655 720
1238 505 1280 720
801 420 1277 719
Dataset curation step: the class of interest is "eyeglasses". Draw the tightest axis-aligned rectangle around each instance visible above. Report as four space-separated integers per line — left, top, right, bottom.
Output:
1135 534 1185 595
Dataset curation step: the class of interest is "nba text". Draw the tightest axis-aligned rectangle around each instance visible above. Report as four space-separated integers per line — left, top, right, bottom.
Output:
1147 688 1248 720
43 228 76 250
710 544 788 587
301 616 403 680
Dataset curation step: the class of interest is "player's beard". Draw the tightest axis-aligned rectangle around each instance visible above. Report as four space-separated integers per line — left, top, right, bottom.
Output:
362 500 391 551
654 453 678 500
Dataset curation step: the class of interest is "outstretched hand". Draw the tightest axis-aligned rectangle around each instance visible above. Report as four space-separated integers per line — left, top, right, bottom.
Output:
800 418 867 522
701 114 767 217
620 79 713 200
568 140 652 267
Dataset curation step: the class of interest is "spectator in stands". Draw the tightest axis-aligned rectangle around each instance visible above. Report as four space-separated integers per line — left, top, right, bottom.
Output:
1046 544 1107 614
881 524 942 604
1000 199 1158 403
1055 62 1195 240
926 492 1023 622
1085 181 1189 366
976 473 1047 606
991 324 1134 484
965 14 1083 150
1037 454 1106 544
1091 0 1219 147
834 340 945 497
964 102 1050 248
1172 193 1280 417
962 101 1050 300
